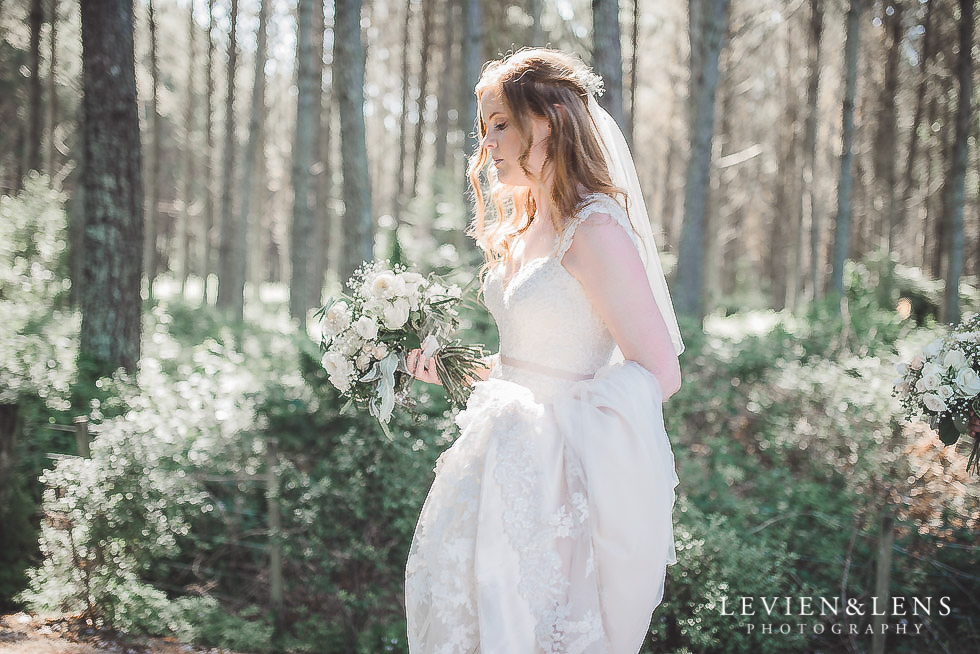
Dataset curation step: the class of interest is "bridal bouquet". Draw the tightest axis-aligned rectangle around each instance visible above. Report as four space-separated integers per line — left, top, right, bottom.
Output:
894 312 980 473
315 260 486 435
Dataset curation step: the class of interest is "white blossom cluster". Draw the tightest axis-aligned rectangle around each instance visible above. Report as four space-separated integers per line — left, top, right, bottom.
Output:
318 260 461 396
894 313 980 432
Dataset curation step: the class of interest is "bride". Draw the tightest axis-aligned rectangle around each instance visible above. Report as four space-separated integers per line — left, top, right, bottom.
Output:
404 48 684 654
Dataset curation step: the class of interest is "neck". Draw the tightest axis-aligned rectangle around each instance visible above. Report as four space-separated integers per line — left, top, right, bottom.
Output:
529 176 554 225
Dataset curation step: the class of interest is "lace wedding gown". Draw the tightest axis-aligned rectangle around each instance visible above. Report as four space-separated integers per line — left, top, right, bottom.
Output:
405 194 680 654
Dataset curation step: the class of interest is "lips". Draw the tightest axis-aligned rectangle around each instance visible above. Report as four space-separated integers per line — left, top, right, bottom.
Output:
492 158 503 166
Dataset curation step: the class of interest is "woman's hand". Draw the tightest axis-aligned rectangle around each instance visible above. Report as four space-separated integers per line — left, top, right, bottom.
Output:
969 408 980 440
407 348 442 386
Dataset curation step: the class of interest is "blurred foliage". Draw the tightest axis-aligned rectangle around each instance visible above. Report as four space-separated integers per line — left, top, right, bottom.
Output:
4 179 979 652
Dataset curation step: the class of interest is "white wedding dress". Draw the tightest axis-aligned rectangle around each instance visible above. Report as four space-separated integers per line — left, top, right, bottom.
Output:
405 194 680 654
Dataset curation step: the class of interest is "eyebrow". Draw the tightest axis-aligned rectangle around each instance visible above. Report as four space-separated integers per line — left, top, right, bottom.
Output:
487 112 503 121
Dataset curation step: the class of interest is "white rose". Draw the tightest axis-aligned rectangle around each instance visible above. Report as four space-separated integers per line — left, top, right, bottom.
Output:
894 381 911 396
321 352 353 379
322 301 351 337
382 298 411 329
371 271 406 299
922 339 944 358
943 349 968 371
938 385 954 400
895 363 909 376
919 373 941 391
909 355 924 371
401 272 425 286
354 316 380 340
363 297 385 318
355 352 372 371
428 282 447 298
922 393 947 413
372 342 389 359
921 362 943 379
329 373 352 393
954 368 980 398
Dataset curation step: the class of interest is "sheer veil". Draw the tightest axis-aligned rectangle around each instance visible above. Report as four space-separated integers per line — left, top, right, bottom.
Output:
586 94 686 358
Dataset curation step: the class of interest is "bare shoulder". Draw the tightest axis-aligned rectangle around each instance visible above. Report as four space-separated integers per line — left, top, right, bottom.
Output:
561 210 645 280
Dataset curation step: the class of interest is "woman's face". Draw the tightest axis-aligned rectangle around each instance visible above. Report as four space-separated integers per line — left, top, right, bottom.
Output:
478 88 550 187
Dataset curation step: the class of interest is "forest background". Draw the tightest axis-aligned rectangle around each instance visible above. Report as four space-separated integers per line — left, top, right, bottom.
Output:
1 0 979 652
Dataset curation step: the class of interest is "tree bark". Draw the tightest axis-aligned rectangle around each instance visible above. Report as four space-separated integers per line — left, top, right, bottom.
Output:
875 1 902 307
411 0 435 198
44 0 58 178
434 0 453 169
176 0 197 293
627 0 639 146
592 0 626 130
334 0 373 282
830 0 862 306
216 0 242 318
79 0 144 377
203 0 217 291
291 0 317 325
307 0 328 311
26 0 43 174
144 0 161 298
395 0 414 225
675 0 730 321
460 0 482 168
942 0 973 324
805 0 824 302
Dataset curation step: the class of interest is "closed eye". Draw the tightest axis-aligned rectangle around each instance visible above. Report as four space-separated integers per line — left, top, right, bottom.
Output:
494 122 507 132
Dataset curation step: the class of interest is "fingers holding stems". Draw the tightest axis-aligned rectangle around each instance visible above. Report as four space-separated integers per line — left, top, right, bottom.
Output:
407 348 441 385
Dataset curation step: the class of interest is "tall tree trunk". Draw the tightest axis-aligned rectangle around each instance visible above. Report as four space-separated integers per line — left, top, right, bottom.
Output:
530 0 544 45
434 0 453 169
216 0 241 317
335 0 373 282
177 0 197 294
145 0 161 299
79 0 144 377
772 18 797 312
460 0 482 169
26 0 43 175
875 1 902 307
675 0 729 321
239 0 268 316
627 0 639 146
942 0 974 324
805 0 824 302
395 0 413 225
307 0 328 311
592 0 625 130
291 0 316 325
44 0 58 178
411 0 434 198
830 0 862 306
203 0 217 293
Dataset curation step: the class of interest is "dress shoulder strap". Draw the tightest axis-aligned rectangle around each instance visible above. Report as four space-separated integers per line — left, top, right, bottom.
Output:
553 193 640 260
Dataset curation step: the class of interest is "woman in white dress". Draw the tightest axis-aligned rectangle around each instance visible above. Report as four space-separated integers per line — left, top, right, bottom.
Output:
404 48 685 654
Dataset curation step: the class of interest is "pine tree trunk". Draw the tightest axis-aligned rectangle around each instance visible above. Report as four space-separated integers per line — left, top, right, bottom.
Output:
145 0 161 299
307 0 328 311
434 0 453 170
177 0 197 294
592 0 626 130
291 0 316 324
44 0 58 178
79 0 144 377
830 0 862 306
203 0 217 292
26 0 43 174
335 0 373 283
805 0 823 302
875 2 902 307
627 0 639 146
530 0 544 45
395 0 414 226
675 0 729 321
460 0 482 168
239 0 268 316
411 0 434 198
216 0 242 317
942 0 973 324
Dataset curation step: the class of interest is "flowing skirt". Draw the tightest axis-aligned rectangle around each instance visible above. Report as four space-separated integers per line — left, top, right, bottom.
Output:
405 359 679 654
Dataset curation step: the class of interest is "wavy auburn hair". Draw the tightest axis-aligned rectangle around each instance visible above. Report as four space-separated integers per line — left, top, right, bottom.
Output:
465 48 626 282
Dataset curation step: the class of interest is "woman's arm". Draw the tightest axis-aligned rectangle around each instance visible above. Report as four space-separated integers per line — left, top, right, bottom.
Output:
560 211 682 400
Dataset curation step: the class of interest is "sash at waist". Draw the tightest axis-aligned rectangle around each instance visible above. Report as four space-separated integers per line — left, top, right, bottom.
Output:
498 354 594 381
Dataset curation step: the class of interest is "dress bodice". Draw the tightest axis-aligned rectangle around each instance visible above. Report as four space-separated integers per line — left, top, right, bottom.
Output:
483 194 640 400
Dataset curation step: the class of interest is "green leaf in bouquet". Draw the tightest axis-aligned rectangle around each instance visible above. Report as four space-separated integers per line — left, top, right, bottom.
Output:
937 414 961 446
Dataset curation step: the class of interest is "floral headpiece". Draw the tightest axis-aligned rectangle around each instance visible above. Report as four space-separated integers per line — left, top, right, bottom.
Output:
576 69 605 98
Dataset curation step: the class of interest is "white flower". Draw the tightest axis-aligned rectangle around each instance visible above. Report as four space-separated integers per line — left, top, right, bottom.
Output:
322 301 351 337
382 298 411 329
372 343 389 359
447 284 462 299
919 373 941 392
943 349 968 371
321 352 354 379
922 339 944 358
894 380 911 396
909 355 924 371
938 385 954 400
370 271 407 299
354 316 379 341
954 368 980 397
355 352 372 371
896 363 909 376
363 297 385 317
921 362 943 380
922 393 947 413
329 373 352 393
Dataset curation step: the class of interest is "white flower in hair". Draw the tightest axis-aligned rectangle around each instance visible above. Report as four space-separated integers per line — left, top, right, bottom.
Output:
577 69 605 97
